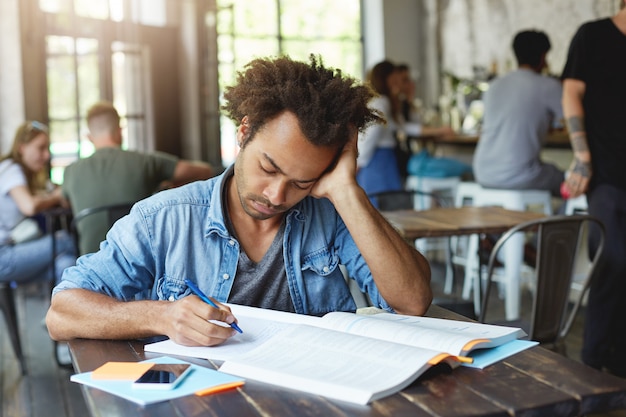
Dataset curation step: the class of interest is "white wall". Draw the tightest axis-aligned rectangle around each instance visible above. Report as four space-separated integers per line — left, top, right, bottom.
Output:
376 0 619 110
438 0 618 79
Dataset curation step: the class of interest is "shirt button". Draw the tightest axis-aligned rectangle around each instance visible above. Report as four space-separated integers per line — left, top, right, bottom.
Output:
228 239 236 246
222 274 230 280
168 295 175 302
323 266 330 273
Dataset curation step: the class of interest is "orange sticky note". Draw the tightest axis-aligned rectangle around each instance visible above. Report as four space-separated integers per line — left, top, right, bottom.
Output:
91 362 154 381
195 381 245 397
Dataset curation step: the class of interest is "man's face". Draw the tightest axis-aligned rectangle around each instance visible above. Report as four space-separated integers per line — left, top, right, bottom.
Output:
233 111 337 220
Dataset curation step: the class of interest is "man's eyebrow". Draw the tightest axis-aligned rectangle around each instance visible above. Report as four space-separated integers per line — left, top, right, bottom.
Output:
263 153 319 183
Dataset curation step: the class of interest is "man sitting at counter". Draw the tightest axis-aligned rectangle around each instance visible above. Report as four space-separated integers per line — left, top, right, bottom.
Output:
472 30 565 196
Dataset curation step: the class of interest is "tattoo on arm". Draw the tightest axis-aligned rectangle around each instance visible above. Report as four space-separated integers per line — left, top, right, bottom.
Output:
572 158 592 178
570 133 590 153
566 116 585 133
566 116 590 153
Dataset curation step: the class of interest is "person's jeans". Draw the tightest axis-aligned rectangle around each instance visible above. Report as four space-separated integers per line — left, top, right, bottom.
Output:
582 183 626 376
0 230 76 284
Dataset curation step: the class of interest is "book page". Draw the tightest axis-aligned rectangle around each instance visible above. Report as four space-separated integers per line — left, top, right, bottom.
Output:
145 304 322 361
219 324 455 405
317 312 525 355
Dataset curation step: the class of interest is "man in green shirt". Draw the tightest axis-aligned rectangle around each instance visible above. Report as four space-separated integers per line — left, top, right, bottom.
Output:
63 101 214 254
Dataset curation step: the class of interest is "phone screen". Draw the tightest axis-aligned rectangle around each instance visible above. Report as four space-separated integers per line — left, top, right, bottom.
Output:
132 364 192 389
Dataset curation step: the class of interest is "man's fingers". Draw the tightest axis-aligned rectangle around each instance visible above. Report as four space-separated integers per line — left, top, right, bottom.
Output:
166 297 238 346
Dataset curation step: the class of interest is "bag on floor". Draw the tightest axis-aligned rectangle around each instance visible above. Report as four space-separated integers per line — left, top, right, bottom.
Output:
10 218 42 244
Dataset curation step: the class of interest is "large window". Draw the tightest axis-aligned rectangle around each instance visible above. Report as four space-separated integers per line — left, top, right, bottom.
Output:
39 0 170 183
215 0 363 165
38 0 363 178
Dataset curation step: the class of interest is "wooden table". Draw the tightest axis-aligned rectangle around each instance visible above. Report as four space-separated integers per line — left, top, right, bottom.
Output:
382 206 545 240
382 206 546 318
68 305 626 417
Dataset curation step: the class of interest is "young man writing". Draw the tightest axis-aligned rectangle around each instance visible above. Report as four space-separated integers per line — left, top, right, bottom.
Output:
46 56 432 348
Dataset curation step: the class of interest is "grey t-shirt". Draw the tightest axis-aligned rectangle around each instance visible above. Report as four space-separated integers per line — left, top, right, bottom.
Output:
473 69 564 193
221 171 294 312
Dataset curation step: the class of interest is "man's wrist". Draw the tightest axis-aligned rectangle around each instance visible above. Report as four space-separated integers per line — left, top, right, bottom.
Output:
574 150 592 163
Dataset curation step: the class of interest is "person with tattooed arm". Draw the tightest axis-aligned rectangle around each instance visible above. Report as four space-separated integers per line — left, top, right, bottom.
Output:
561 0 626 377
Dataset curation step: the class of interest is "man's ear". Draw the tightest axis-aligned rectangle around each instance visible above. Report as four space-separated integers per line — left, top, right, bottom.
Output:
237 116 250 147
236 125 245 147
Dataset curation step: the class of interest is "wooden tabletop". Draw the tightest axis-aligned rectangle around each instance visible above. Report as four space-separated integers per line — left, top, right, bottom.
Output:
382 206 546 240
67 305 626 417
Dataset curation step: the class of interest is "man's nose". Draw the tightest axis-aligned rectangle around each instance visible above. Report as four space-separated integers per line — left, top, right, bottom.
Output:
264 178 288 206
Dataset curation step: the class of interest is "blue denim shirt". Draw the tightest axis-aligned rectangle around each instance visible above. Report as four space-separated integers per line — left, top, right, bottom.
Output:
55 167 392 316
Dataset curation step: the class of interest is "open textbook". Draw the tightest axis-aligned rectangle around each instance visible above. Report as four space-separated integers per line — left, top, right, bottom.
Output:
145 304 536 405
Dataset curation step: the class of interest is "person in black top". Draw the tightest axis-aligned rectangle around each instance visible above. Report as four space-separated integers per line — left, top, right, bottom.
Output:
561 0 626 377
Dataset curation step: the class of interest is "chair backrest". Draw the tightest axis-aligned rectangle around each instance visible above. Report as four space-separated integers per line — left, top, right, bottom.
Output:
368 190 452 211
71 202 135 255
479 214 605 351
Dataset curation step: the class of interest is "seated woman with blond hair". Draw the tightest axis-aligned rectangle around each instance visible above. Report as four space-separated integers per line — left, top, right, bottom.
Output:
0 121 76 284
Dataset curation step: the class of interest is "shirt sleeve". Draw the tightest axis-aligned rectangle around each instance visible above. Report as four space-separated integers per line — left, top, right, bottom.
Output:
562 23 589 82
145 151 179 183
0 162 26 196
53 205 157 300
356 96 392 168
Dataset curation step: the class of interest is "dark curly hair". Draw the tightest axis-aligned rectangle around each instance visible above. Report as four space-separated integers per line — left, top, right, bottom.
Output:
222 55 383 149
513 30 551 68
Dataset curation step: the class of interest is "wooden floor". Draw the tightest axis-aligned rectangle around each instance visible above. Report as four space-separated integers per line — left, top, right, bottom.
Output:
1 264 625 417
0 282 88 417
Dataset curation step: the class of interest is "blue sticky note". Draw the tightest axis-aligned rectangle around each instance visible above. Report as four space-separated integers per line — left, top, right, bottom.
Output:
70 356 244 406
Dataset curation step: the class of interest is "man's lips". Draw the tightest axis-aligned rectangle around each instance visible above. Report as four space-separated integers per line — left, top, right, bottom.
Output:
251 200 279 216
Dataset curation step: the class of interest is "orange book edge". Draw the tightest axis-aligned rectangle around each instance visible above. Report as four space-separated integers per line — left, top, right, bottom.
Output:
428 353 474 366
195 380 245 397
463 338 490 352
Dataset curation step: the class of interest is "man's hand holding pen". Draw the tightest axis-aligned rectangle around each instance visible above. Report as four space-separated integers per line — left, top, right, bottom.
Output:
161 281 242 347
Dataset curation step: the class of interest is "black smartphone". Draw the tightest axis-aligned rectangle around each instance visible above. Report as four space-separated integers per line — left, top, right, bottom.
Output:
131 363 193 390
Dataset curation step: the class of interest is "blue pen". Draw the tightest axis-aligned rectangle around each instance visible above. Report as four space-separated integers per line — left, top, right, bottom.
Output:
184 279 243 333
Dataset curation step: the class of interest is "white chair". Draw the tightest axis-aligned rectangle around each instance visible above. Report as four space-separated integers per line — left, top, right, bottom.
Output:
405 175 461 210
452 182 553 320
565 194 588 215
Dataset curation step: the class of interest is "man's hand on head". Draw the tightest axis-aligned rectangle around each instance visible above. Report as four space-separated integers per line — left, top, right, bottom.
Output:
310 131 360 202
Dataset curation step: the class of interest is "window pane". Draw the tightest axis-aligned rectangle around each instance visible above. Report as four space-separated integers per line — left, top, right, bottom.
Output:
282 40 362 78
46 55 77 120
39 0 71 14
219 0 277 37
110 0 125 21
49 119 79 183
131 0 167 26
280 0 361 40
112 42 147 150
75 0 109 20
47 35 74 55
76 38 100 116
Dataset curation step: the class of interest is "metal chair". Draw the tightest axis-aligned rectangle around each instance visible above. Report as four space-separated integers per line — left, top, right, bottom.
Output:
71 202 135 255
478 214 605 354
0 282 26 374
